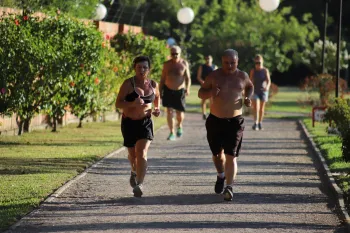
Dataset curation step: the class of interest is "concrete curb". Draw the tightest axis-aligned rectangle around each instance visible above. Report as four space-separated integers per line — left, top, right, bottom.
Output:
5 124 168 233
298 120 350 232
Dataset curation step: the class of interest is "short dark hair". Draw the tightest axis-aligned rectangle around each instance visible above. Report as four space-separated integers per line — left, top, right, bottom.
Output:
222 49 238 58
133 56 151 68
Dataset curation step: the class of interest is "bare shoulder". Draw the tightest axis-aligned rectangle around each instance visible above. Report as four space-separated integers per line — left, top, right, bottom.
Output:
163 60 171 67
209 68 221 79
237 69 249 79
150 79 158 88
181 59 189 67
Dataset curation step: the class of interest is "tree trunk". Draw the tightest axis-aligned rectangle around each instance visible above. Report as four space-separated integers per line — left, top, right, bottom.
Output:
17 120 24 135
23 118 31 133
77 117 83 128
52 115 57 132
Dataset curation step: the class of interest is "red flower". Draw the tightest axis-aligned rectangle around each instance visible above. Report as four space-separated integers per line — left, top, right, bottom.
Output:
1 88 6 94
113 67 118 72
69 82 75 87
23 15 28 21
94 78 100 84
105 34 110 40
15 19 20 26
87 71 91 76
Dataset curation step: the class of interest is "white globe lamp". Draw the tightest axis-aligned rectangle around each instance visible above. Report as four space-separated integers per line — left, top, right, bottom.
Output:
259 0 280 12
93 4 107 21
177 7 195 24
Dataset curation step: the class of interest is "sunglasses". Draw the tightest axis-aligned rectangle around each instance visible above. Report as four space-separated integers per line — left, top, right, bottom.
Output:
255 62 261 64
171 53 179 56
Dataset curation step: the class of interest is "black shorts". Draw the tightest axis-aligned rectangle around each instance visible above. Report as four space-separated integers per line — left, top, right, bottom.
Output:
205 114 245 157
162 85 186 112
121 116 154 148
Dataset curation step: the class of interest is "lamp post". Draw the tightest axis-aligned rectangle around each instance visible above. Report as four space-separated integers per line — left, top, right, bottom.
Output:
321 0 330 74
335 0 343 98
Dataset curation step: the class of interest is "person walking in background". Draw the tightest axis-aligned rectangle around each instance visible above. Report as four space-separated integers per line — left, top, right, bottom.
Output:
249 54 271 131
198 49 254 201
197 55 218 120
160 45 191 140
115 56 161 197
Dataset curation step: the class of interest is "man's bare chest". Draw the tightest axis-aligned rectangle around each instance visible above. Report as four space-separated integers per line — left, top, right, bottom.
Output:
167 64 186 76
215 77 245 93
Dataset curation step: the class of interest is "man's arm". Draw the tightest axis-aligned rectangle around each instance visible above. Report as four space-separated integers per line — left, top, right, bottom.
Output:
152 80 161 117
198 73 214 100
196 65 204 85
244 72 254 99
184 61 191 95
159 62 167 97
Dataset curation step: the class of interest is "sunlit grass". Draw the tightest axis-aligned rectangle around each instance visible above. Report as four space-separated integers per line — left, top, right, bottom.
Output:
0 117 166 231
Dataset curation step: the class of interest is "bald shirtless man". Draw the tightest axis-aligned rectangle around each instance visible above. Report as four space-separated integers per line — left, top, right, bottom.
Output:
198 49 254 201
160 45 191 141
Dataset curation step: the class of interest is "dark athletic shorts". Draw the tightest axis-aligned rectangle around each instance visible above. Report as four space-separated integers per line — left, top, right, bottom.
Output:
162 85 186 112
121 115 153 148
205 114 245 157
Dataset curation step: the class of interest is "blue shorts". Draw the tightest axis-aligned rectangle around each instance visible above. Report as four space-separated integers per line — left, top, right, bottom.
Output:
253 91 269 102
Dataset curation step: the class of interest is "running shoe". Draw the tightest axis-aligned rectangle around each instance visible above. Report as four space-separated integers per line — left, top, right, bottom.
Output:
176 127 183 137
214 176 225 194
167 133 176 141
258 123 264 130
133 184 143 197
223 186 233 201
129 171 137 188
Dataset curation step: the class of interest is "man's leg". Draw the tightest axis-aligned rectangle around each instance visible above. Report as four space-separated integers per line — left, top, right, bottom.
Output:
166 108 176 140
127 147 137 188
224 155 237 187
176 110 185 137
133 139 151 197
212 150 226 194
223 155 237 201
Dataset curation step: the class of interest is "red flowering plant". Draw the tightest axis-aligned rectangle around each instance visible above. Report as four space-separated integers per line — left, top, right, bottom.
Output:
300 74 348 106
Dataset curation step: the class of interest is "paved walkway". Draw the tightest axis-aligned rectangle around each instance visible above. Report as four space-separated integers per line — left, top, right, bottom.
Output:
7 114 347 233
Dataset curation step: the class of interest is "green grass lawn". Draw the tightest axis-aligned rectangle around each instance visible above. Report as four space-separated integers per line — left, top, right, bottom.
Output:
0 117 166 231
266 86 319 114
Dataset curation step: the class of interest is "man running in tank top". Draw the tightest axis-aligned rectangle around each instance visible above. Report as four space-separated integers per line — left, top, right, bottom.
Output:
249 54 271 131
197 55 218 120
160 45 191 141
198 49 254 201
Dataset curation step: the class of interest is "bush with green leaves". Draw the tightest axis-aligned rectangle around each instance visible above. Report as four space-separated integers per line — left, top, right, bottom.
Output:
0 12 105 133
324 98 350 161
111 32 169 83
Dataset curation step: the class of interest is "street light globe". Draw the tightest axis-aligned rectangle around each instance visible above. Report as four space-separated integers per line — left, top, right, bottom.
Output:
177 7 195 24
93 4 107 21
259 0 280 12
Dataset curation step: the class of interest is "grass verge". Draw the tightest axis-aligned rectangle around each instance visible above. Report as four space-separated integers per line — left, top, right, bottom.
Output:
0 117 166 231
302 119 350 208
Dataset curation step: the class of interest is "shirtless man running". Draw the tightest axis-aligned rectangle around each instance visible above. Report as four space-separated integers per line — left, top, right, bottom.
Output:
160 45 191 140
198 49 254 201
